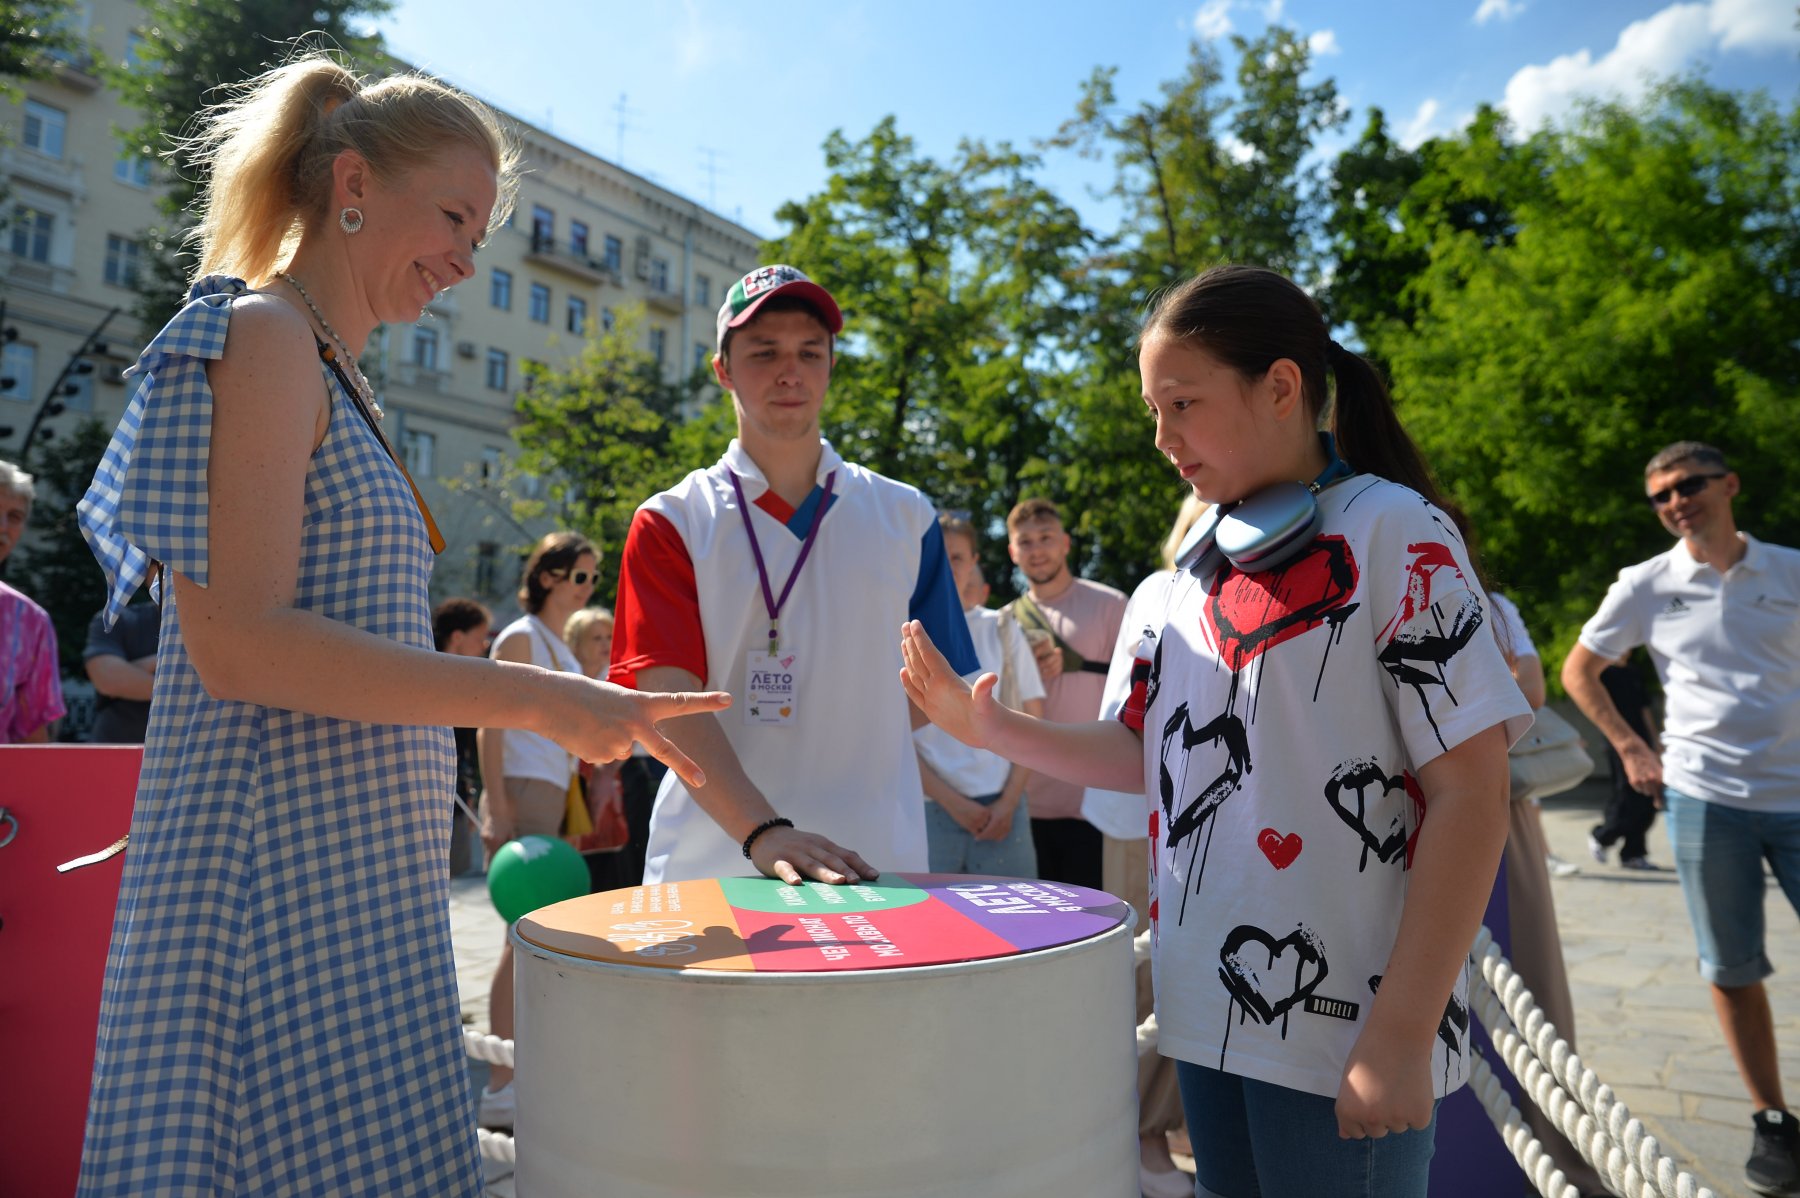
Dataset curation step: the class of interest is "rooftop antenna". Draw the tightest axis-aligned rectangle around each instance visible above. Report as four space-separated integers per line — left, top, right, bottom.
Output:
611 92 640 165
697 146 726 209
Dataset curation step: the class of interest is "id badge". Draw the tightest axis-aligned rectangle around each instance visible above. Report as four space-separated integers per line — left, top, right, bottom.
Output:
745 649 800 726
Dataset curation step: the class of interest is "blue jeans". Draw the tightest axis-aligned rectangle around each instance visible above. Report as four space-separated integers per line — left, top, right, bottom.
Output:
924 792 1038 877
1175 1061 1438 1198
1663 787 1800 986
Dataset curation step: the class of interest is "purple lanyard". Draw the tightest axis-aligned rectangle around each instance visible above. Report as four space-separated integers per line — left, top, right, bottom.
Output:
729 469 836 653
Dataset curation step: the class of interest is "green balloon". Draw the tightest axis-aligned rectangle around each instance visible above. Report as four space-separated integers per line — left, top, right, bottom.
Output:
487 834 590 923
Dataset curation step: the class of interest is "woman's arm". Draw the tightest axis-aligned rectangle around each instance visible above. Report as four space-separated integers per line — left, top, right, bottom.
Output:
176 298 727 779
1510 653 1546 710
901 621 1144 793
1335 722 1510 1139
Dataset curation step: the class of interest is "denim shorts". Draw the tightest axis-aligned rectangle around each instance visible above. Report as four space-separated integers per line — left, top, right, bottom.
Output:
923 792 1038 877
1663 788 1800 987
1175 1061 1438 1198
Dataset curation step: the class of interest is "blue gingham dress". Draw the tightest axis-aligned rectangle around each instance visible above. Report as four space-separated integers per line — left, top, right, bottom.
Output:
75 277 481 1196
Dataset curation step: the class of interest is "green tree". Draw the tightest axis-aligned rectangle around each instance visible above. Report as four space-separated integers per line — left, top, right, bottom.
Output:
764 118 1091 595
8 417 111 677
105 0 391 327
0 0 83 101
509 305 704 604
1363 81 1800 661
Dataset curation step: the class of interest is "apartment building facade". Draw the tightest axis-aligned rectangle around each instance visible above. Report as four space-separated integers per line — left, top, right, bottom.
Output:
2 0 763 611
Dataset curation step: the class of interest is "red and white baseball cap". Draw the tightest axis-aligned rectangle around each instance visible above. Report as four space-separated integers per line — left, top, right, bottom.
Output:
715 264 843 353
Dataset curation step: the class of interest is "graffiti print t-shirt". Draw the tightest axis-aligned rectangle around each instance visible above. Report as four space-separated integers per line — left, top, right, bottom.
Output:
1119 477 1531 1099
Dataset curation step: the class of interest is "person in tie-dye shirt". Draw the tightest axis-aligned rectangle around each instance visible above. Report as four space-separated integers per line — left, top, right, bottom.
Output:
0 459 64 743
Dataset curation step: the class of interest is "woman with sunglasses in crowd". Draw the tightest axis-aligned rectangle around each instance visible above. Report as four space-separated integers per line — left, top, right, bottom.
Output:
475 530 599 1129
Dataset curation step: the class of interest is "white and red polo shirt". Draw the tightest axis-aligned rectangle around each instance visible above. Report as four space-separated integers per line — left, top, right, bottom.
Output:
612 438 977 883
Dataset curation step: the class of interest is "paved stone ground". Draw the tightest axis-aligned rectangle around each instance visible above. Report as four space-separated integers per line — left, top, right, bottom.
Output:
448 783 1800 1196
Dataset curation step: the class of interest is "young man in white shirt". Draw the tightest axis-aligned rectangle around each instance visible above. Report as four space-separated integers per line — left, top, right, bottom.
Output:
610 266 977 886
1563 441 1800 1197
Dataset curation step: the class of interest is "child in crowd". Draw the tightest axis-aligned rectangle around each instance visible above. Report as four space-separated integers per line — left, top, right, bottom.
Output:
902 264 1530 1197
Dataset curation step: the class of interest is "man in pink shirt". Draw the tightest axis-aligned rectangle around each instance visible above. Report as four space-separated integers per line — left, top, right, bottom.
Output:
0 460 65 743
1002 498 1125 889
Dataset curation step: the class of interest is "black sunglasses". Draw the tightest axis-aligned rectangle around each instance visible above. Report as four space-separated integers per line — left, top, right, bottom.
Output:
1647 473 1726 508
549 568 597 585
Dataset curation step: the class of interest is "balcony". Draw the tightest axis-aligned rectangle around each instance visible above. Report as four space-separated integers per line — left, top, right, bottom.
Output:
644 284 685 315
526 231 616 285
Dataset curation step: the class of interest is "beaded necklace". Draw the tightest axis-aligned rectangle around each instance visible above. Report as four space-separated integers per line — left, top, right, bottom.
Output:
277 270 381 421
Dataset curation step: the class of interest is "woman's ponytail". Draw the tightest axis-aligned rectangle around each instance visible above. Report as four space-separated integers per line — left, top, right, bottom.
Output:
187 55 360 286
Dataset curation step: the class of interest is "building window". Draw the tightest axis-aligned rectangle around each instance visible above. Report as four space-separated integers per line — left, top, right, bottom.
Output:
600 307 615 332
529 282 551 324
569 221 589 256
475 541 499 594
401 428 435 476
521 358 545 395
10 207 53 262
602 235 622 275
113 147 153 188
531 205 554 250
103 234 141 288
411 326 439 370
485 348 509 391
23 101 66 159
481 446 505 482
695 274 711 309
490 268 512 310
1 343 36 404
567 295 588 334
648 327 666 365
122 32 144 69
694 342 710 373
649 256 670 293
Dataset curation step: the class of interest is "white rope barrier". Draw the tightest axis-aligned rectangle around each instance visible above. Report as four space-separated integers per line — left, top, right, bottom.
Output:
477 1128 515 1166
463 1027 515 1070
1467 926 1718 1198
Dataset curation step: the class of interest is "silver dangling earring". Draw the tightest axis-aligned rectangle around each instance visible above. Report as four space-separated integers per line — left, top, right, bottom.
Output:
339 206 364 235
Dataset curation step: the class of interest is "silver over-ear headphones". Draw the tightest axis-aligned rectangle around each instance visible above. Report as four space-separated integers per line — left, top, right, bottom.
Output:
1175 433 1356 577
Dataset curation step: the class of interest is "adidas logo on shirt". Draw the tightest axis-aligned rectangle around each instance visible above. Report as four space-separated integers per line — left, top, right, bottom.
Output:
1662 596 1692 617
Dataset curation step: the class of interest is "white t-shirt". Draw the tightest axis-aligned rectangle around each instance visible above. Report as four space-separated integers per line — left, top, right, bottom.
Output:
1577 533 1800 811
611 439 977 883
492 613 580 787
1085 569 1177 840
1119 478 1531 1099
915 605 1047 798
1488 592 1538 661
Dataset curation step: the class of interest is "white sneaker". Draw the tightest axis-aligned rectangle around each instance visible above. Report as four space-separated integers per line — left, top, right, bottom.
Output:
1546 854 1580 878
1588 833 1609 864
478 1081 515 1129
1140 1163 1195 1198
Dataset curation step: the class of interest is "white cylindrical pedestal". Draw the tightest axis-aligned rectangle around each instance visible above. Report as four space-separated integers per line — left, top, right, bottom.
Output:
514 874 1138 1198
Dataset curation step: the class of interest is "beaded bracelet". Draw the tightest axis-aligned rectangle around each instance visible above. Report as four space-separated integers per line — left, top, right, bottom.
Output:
742 817 794 860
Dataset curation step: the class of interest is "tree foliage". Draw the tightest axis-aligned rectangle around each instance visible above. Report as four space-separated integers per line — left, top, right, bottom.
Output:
105 0 391 326
0 0 83 101
1348 81 1800 661
509 305 708 604
8 418 111 675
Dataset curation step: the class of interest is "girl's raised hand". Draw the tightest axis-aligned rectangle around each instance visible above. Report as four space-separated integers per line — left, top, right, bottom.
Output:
899 620 1001 750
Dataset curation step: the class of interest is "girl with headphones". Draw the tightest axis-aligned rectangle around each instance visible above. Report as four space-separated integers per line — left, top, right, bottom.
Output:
902 264 1531 1197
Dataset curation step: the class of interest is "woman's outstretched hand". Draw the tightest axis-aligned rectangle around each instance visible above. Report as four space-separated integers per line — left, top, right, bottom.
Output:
900 620 1002 751
538 674 731 791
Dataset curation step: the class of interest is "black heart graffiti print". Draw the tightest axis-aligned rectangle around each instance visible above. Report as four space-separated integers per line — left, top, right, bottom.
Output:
1217 923 1331 1064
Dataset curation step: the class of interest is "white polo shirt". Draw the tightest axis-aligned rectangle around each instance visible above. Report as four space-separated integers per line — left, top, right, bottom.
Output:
611 438 978 882
914 605 1046 798
1578 533 1800 811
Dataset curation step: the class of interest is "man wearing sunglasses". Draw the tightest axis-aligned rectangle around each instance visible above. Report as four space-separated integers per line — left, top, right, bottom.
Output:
1563 441 1800 1197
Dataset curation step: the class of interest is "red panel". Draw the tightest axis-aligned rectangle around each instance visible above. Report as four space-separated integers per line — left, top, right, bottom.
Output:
0 745 141 1198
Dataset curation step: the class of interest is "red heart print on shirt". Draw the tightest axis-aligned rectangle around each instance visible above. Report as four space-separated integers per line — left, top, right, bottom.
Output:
1203 535 1360 673
1257 828 1302 869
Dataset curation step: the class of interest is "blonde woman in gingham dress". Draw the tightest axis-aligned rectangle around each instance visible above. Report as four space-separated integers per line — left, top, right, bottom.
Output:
75 53 726 1197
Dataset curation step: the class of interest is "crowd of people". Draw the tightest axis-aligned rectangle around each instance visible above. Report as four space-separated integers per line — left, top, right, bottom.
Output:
3 44 1794 1198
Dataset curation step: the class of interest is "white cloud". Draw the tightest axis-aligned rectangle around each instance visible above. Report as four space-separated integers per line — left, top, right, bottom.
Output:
1308 28 1341 57
674 0 730 77
1193 0 1234 39
1398 98 1442 148
1220 132 1258 163
1502 0 1799 131
1708 0 1800 50
1261 0 1286 20
1474 0 1527 25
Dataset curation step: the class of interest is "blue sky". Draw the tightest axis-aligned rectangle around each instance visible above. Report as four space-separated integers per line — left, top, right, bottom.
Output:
376 0 1799 240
